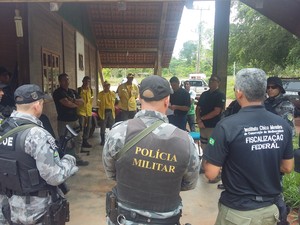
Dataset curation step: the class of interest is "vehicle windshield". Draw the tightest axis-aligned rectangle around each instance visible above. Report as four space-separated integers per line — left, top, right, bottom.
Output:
282 80 300 91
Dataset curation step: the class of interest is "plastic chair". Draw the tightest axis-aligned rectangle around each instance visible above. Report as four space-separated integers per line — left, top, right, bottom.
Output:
189 131 203 157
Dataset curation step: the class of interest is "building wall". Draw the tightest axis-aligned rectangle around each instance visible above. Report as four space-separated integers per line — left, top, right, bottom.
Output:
0 4 18 70
0 3 98 135
26 3 98 136
0 3 30 88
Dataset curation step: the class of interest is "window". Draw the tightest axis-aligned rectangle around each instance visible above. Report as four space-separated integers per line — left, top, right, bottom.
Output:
42 49 60 94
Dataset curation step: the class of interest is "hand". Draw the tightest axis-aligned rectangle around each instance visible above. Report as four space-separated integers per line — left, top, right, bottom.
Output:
70 166 79 176
67 97 75 103
169 105 176 110
63 154 77 166
197 119 205 128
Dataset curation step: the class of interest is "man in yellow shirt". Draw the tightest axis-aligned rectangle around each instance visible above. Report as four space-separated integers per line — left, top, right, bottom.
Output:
97 81 116 145
117 73 139 121
77 76 93 148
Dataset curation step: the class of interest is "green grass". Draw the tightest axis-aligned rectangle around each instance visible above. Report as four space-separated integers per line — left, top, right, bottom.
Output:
283 171 300 208
226 75 236 99
283 135 300 209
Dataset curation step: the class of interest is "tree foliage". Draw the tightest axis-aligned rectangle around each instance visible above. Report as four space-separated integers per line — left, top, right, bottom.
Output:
168 23 214 78
179 40 197 66
229 2 300 75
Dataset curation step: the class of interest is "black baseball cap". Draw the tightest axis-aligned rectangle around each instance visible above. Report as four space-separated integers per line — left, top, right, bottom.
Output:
139 75 173 101
267 77 285 94
14 84 51 104
82 76 91 82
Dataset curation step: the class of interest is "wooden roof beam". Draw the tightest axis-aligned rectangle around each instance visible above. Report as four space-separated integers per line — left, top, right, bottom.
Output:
90 21 180 25
98 48 158 52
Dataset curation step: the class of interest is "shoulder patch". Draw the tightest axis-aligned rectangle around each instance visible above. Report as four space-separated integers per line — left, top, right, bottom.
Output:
209 137 215 146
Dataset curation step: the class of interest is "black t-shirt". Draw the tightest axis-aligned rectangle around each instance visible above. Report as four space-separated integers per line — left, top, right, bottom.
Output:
53 87 79 122
203 105 294 210
0 86 15 107
170 88 191 116
197 89 225 127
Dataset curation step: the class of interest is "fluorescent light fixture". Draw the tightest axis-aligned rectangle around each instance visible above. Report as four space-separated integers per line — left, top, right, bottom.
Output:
14 9 23 38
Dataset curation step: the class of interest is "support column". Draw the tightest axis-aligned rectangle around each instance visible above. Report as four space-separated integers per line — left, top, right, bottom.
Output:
156 51 162 76
212 0 231 95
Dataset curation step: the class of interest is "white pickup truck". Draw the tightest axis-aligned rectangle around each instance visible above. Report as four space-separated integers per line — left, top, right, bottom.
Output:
181 78 209 99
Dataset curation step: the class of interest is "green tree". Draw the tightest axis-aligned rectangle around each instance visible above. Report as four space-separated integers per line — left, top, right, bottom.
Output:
179 40 197 66
229 2 299 73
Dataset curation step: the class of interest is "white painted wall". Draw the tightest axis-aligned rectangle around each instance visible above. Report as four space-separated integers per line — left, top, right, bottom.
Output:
76 31 85 87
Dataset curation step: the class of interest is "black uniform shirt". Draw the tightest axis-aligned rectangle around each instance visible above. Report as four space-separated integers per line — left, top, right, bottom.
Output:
53 87 79 122
197 89 225 127
170 88 191 116
204 105 294 210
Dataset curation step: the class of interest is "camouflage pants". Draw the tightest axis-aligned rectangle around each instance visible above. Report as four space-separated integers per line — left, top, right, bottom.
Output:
9 195 49 225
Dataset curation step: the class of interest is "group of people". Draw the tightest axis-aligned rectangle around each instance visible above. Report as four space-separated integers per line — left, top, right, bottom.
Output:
103 68 295 225
0 65 296 225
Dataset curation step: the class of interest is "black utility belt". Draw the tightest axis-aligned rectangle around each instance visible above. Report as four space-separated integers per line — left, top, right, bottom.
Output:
248 194 279 203
118 207 181 225
13 190 50 197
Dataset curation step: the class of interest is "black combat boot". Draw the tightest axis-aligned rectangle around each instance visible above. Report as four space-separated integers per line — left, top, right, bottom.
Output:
100 133 105 146
82 139 92 148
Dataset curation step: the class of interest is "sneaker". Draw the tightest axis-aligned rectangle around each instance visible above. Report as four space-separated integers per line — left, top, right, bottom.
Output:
76 160 89 166
82 141 92 148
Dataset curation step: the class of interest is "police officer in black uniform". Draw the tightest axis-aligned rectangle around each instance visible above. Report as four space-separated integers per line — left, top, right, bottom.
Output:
203 68 294 225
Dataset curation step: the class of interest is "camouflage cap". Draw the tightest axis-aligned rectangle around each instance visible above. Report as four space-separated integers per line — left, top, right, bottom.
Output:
14 84 51 104
139 75 173 101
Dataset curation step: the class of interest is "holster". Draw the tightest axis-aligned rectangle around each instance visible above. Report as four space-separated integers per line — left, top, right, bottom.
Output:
43 198 70 225
275 196 290 225
106 191 118 224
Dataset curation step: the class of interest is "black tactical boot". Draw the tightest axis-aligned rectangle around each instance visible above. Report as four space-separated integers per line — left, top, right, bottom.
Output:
82 139 92 148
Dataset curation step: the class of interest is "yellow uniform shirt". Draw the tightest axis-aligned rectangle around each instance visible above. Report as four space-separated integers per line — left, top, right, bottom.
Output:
117 83 139 111
77 87 93 117
97 91 116 120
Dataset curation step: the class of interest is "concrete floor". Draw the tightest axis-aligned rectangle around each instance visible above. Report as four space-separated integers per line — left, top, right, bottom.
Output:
64 117 300 225
65 129 221 225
